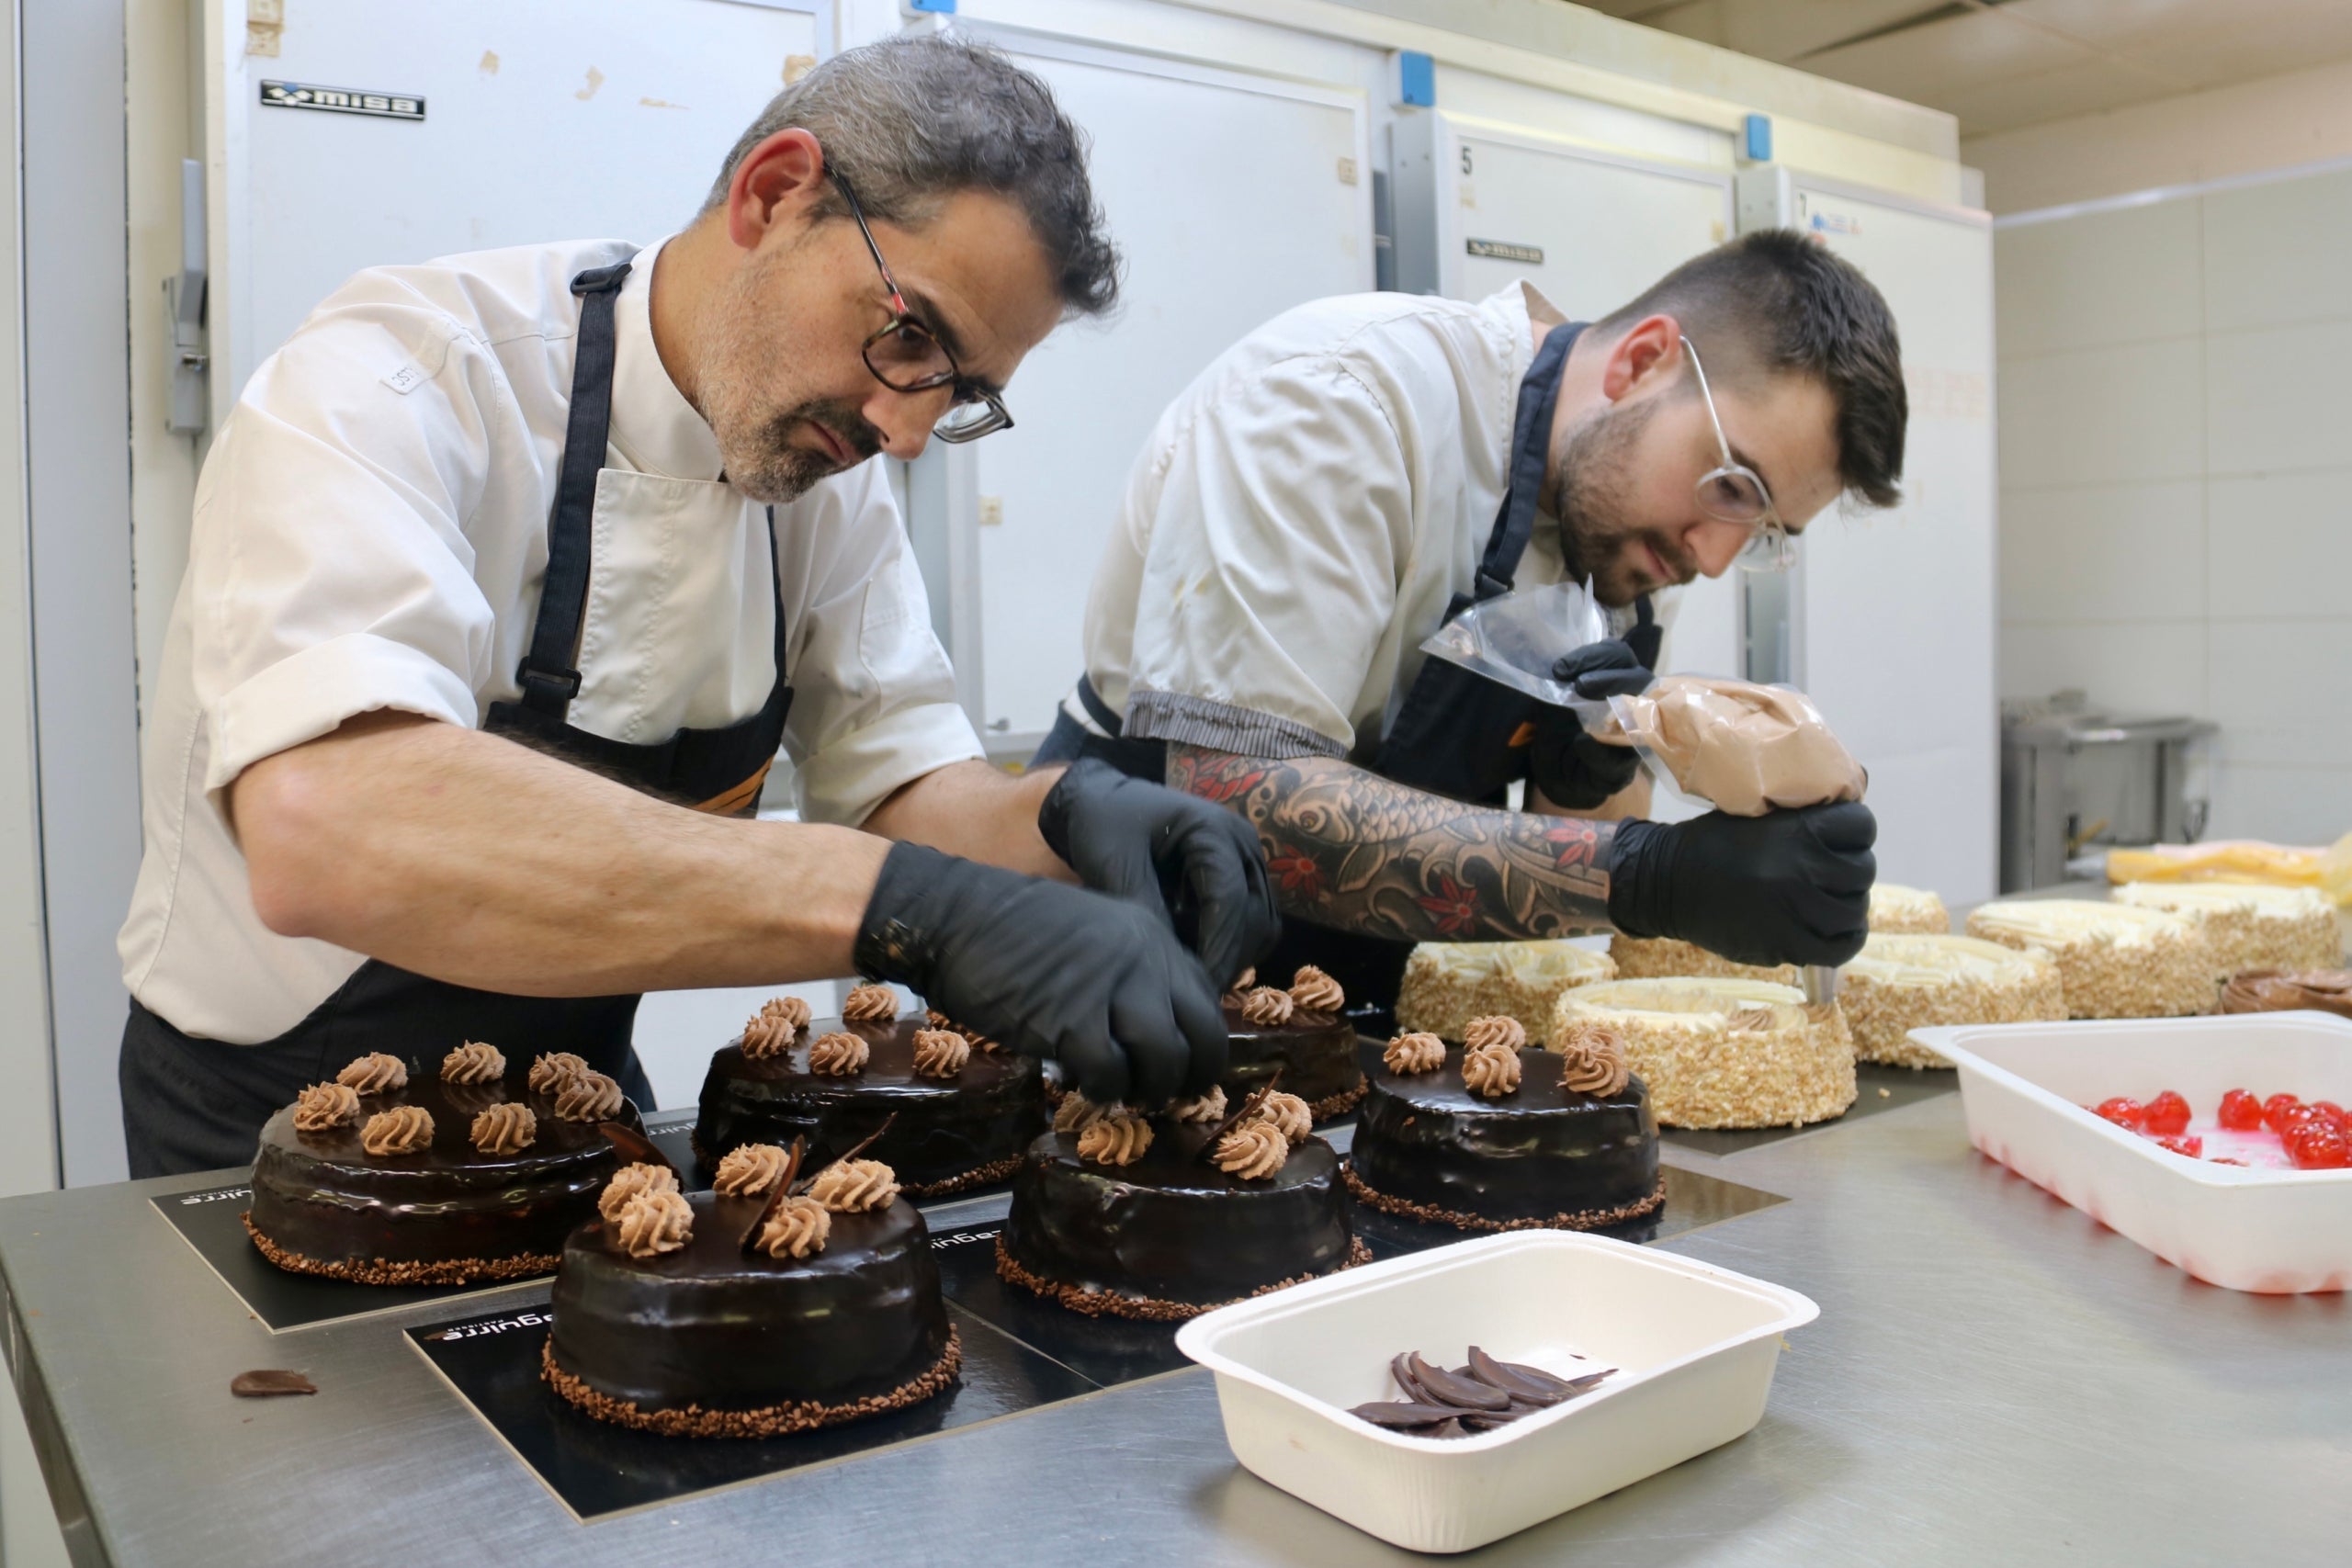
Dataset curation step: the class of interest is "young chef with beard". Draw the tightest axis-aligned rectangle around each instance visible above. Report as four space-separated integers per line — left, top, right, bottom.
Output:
1035 232 1904 1015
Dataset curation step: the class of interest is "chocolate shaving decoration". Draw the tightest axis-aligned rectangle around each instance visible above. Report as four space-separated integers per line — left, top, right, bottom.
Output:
790 1111 899 1195
1349 1401 1465 1429
1195 1069 1283 1167
1349 1348 1615 1438
1408 1352 1509 1411
231 1370 317 1398
741 1135 808 1255
594 1120 677 1176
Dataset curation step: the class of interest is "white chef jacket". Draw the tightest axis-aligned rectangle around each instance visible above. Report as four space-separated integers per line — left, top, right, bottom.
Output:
1075 283 1673 762
119 237 983 1043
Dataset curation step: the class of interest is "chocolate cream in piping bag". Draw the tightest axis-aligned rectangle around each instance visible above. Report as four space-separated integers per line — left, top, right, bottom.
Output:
1595 676 1866 818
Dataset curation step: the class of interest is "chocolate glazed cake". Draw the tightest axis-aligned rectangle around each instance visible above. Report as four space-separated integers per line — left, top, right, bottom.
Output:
245 1046 641 1284
998 1088 1369 1320
694 989 1044 1195
1345 1021 1663 1233
1222 966 1367 1122
546 1148 959 1438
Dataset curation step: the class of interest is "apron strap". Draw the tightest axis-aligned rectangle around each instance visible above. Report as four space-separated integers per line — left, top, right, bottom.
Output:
514 261 633 719
1475 321 1583 601
1625 592 1663 668
1073 671 1125 738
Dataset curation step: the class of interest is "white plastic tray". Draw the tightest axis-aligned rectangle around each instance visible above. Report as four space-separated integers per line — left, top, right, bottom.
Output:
1917 1010 2352 1293
1172 1231 1817 1554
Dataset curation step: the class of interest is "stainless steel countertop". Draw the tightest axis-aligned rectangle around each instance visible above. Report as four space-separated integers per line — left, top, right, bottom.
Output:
4 1096 2346 1567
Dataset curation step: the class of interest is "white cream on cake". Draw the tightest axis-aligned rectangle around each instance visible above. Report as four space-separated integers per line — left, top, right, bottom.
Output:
1396 941 1616 1041
1548 977 1855 1130
1963 897 2216 1019
2110 883 2341 977
1839 934 2065 1068
1868 883 1950 936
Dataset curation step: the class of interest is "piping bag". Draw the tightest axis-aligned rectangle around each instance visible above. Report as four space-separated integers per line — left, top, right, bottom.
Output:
1421 585 1863 1001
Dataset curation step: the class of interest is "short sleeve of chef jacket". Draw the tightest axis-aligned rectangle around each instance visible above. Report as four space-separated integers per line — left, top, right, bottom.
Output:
187 301 512 800
1121 355 1410 760
771 457 986 827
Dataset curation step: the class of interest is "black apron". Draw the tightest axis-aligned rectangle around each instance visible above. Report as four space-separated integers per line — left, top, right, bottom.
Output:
1034 321 1657 1031
120 261 795 1178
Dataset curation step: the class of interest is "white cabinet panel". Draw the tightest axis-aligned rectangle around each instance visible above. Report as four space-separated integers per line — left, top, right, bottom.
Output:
1396 115 1732 316
960 33 1372 739
210 0 816 403
1763 175 1998 906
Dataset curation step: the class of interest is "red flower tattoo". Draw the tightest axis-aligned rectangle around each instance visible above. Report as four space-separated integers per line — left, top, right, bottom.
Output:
1268 847 1324 899
1415 872 1479 936
1538 821 1598 871
1188 764 1268 806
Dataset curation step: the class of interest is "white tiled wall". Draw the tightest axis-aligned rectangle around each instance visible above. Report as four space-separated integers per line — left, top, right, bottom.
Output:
1995 164 2352 846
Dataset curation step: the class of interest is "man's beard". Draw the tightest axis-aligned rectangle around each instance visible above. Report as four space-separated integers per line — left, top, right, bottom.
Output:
695 251 882 502
1553 397 1696 607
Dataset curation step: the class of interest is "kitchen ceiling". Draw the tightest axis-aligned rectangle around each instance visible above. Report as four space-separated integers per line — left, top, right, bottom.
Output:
1577 0 2352 137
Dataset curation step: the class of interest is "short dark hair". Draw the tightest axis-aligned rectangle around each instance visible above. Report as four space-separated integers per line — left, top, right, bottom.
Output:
1596 229 1905 508
704 36 1120 318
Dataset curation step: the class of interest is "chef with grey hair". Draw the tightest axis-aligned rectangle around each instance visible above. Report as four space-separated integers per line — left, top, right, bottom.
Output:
116 35 1275 1176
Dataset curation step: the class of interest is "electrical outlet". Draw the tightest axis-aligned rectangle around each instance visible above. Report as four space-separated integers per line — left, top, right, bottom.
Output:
978 496 1004 525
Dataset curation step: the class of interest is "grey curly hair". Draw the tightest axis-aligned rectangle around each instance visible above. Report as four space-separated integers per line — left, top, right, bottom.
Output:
703 34 1121 318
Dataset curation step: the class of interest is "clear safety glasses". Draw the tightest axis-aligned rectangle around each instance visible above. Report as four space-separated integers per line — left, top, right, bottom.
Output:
1681 336 1795 573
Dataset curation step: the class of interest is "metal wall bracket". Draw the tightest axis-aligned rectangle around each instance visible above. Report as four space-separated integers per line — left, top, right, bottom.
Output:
164 158 209 434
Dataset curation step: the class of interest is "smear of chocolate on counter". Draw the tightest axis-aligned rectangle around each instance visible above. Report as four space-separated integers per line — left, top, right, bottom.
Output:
231 1370 317 1397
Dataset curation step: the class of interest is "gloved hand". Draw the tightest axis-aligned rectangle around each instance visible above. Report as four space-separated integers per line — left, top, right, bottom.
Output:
1037 757 1279 990
1604 802 1876 967
1527 640 1651 810
854 841 1227 1104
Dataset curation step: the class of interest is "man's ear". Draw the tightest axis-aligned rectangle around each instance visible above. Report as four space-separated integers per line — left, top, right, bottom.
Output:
1600 313 1682 403
723 127 828 254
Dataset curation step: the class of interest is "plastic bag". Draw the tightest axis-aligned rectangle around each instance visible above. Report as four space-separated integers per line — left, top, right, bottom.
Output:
1598 677 1866 817
1419 590 1865 817
1417 581 1616 715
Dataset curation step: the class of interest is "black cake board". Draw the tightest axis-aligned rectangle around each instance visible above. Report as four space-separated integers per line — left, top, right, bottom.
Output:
1658 1062 1959 1158
151 1181 551 1333
407 1301 1094 1522
402 1163 1788 1520
926 1163 1788 1390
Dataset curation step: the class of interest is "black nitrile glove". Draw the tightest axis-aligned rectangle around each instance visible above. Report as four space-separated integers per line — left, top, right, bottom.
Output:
1036 757 1279 990
854 841 1228 1104
1605 802 1876 966
1527 640 1651 809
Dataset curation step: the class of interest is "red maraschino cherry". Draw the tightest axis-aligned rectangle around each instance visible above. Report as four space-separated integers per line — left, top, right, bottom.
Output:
2094 1098 2146 1132
2217 1089 2265 1132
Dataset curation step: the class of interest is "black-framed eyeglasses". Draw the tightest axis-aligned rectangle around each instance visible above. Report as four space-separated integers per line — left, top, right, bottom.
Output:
830 167 1013 444
1681 336 1794 574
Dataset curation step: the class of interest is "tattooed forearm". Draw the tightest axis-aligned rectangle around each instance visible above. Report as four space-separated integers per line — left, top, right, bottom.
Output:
1165 742 1614 943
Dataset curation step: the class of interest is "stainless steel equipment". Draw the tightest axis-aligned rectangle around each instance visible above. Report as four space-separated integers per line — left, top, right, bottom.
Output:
7 1098 2349 1566
2000 692 2215 893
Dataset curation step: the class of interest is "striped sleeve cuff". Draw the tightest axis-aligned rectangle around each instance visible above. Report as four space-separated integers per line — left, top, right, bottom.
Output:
1123 687 1348 761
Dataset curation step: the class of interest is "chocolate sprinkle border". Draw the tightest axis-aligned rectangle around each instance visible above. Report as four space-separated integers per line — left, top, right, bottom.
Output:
1306 1075 1368 1123
899 1153 1024 1199
541 1328 963 1439
1340 1165 1667 1234
242 1214 557 1286
993 1234 1374 1322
